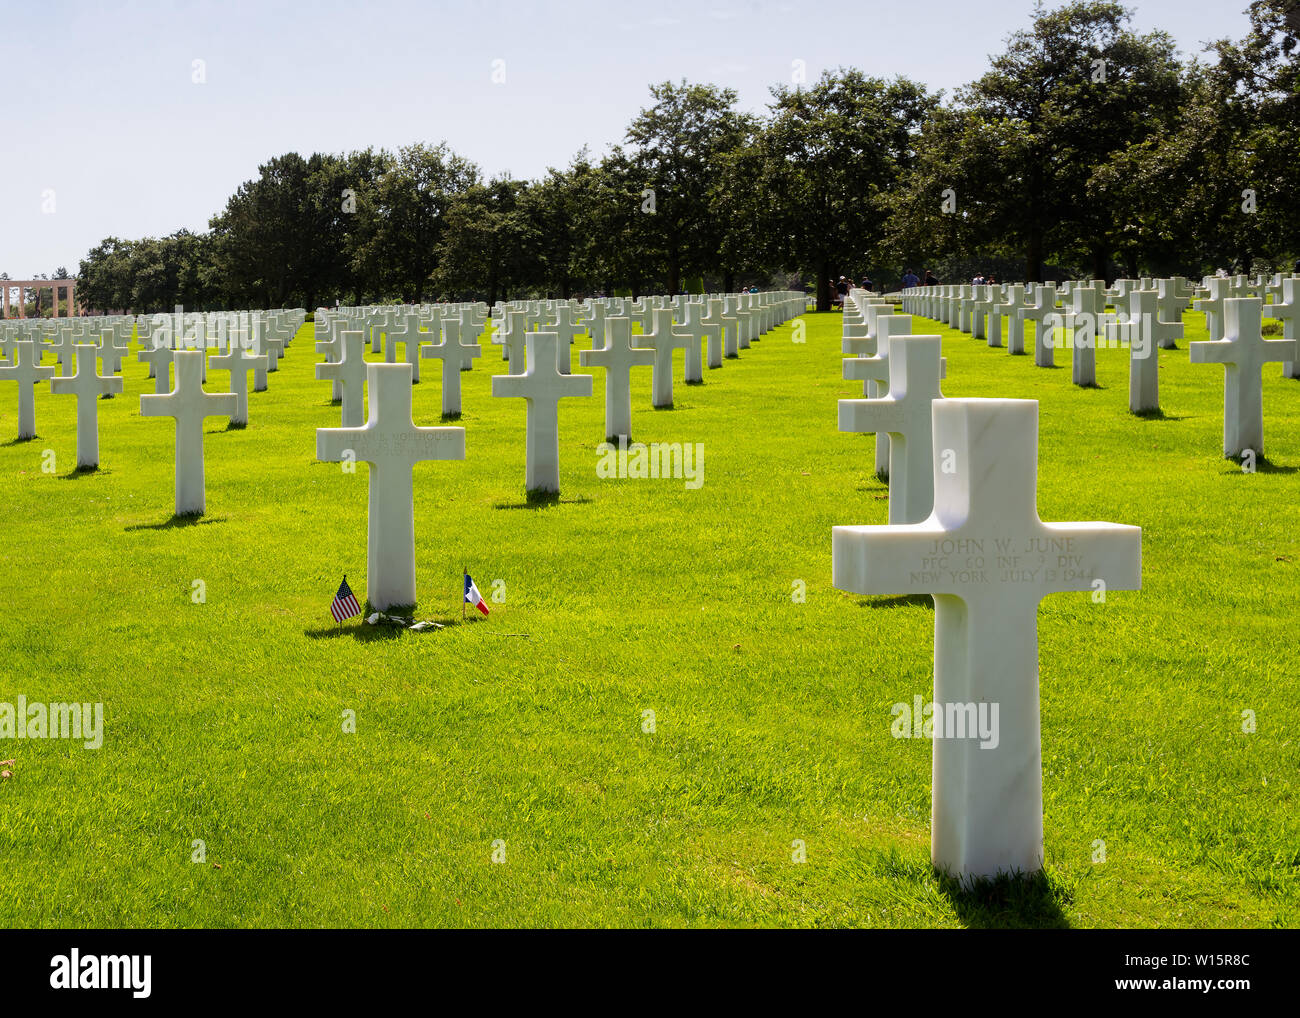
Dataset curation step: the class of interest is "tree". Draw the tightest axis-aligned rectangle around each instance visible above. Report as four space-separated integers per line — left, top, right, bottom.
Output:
890 2 1184 282
355 143 479 302
624 80 754 292
434 177 533 304
765 69 936 310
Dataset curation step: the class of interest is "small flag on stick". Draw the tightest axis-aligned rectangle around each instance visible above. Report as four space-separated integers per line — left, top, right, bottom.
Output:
464 571 490 617
331 575 361 623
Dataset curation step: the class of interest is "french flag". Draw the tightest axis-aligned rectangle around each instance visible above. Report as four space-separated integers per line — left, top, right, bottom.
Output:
464 572 490 616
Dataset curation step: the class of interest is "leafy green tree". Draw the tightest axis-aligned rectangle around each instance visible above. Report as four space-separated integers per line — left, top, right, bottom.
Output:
624 80 754 292
764 69 936 309
891 2 1183 282
435 177 533 304
354 143 479 301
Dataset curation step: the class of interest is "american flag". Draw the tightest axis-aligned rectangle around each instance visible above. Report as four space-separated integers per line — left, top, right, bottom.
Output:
331 576 361 622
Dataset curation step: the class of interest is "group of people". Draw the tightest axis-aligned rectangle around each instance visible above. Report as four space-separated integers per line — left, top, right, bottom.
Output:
829 268 942 307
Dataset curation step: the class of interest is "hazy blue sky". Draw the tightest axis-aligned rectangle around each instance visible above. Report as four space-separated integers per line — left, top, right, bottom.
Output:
0 0 1251 276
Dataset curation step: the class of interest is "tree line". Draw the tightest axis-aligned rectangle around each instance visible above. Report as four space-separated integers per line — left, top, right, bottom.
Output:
72 1 1297 315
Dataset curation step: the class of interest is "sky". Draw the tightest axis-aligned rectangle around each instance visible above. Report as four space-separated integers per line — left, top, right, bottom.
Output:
0 0 1253 277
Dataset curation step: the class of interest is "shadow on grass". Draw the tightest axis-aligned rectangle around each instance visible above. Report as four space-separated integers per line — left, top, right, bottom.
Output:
1 435 39 447
305 610 474 641
853 594 933 610
124 514 227 532
1131 408 1186 422
495 491 593 510
441 411 462 422
936 868 1072 929
224 421 247 432
869 847 1072 928
60 465 105 480
304 622 405 642
1224 455 1297 475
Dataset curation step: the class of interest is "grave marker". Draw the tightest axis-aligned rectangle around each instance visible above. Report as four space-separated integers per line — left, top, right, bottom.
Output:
140 351 239 516
833 398 1141 879
1189 297 1296 458
492 331 592 493
317 362 465 610
579 316 655 442
316 331 368 428
839 336 945 523
0 340 56 440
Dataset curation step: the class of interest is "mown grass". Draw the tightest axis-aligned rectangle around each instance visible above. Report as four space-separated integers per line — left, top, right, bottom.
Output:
0 302 1296 928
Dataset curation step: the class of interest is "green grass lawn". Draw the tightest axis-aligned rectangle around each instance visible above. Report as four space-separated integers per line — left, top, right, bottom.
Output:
1 303 1297 928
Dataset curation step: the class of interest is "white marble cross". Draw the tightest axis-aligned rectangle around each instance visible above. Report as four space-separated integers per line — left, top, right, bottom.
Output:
210 341 268 428
1125 289 1181 414
420 317 481 417
840 336 945 524
1190 297 1296 458
641 308 690 408
969 286 994 340
316 319 346 401
550 304 583 375
833 397 1141 880
258 325 285 375
0 340 56 440
675 303 716 383
844 314 923 481
140 337 179 395
386 311 427 382
581 304 606 357
1194 278 1230 343
316 331 368 428
367 310 389 355
50 328 78 377
991 285 1026 349
579 316 655 442
97 331 128 378
496 309 529 373
1156 280 1190 347
317 362 465 610
492 331 592 493
1015 284 1057 360
1065 286 1102 387
705 298 739 360
49 344 124 468
140 350 239 516
1270 279 1298 379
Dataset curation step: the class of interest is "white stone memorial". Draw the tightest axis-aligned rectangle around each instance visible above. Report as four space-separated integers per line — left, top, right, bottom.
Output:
492 331 592 493
317 362 465 610
49 344 124 469
1189 297 1296 459
211 341 268 428
833 398 1141 880
140 351 240 516
0 341 56 440
579 316 654 442
316 331 367 428
642 308 690 409
139 341 175 394
839 336 945 524
1125 290 1181 414
420 317 481 417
